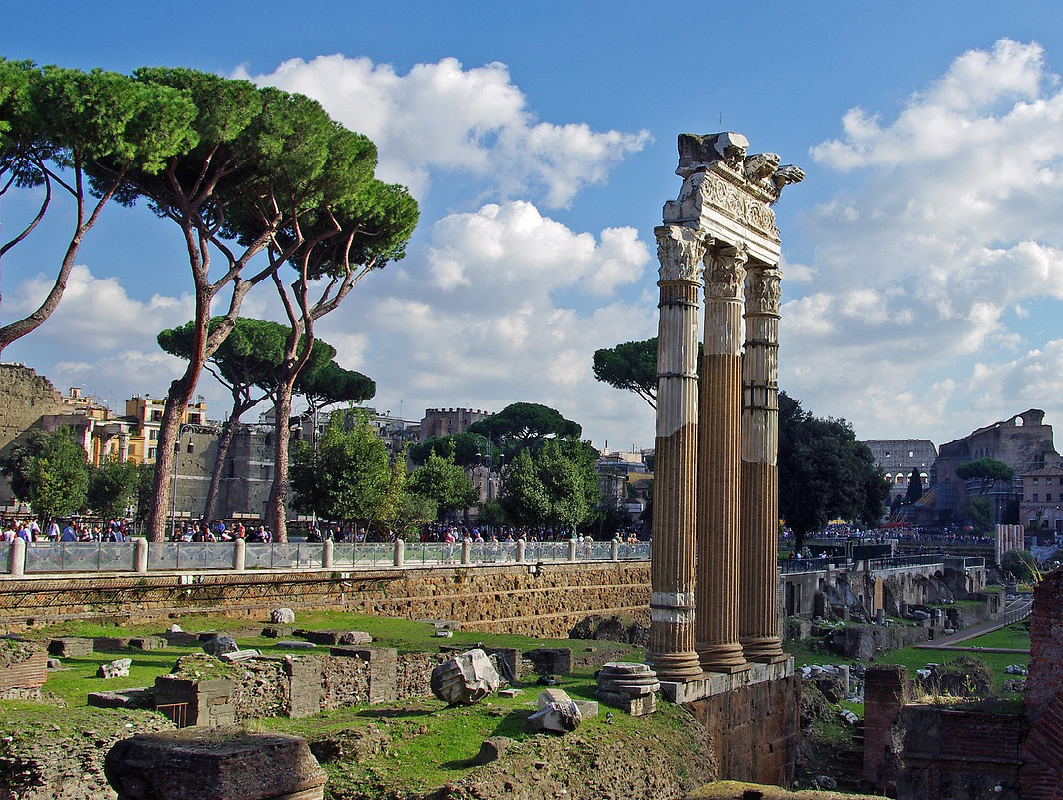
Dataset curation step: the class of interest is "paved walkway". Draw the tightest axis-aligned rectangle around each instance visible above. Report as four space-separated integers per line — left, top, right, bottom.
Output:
914 596 1033 652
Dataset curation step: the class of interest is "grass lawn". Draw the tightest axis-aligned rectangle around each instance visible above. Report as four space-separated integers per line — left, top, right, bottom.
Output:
875 644 1028 694
961 622 1032 651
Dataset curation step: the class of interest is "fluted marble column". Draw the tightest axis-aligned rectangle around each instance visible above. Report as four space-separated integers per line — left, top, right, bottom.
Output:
647 224 706 682
696 245 750 673
739 264 787 663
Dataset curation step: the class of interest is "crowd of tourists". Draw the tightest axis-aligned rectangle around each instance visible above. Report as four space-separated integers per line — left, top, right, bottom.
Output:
170 520 273 543
0 518 131 543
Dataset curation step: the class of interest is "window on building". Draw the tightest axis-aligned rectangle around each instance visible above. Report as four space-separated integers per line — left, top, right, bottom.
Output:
1048 479 1054 485
151 410 162 421
149 429 157 441
908 451 914 458
1033 478 1039 484
1048 494 1053 502
1034 493 1039 502
148 447 156 459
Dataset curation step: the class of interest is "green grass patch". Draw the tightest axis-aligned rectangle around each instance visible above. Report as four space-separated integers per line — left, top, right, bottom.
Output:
961 622 1031 651
876 645 1028 694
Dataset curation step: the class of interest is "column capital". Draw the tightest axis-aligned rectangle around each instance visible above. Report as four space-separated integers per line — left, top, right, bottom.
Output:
655 225 709 283
744 265 782 316
703 244 749 301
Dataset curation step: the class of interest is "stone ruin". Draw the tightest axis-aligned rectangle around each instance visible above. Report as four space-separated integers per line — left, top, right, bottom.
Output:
648 132 803 683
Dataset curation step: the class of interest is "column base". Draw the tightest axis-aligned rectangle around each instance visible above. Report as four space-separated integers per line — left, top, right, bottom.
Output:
740 636 787 664
647 650 704 682
697 642 751 674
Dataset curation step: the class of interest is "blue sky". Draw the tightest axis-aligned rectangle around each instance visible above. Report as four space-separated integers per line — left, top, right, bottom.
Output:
5 1 1063 452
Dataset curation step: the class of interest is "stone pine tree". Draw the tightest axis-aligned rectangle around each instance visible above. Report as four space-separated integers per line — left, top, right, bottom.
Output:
87 67 413 541
906 468 924 505
0 60 196 353
262 179 417 541
592 337 660 409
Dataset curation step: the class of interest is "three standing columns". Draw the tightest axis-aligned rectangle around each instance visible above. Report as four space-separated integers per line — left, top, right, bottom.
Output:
739 265 787 663
695 246 750 673
646 224 706 682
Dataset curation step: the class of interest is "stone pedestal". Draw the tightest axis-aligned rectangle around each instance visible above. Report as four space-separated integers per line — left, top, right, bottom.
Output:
646 224 705 682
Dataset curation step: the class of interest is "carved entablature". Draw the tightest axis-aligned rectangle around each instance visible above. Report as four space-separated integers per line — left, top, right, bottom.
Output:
655 225 708 283
744 266 782 316
703 246 748 301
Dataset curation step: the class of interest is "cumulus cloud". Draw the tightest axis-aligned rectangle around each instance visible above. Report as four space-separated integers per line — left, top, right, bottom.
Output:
7 265 192 351
235 55 650 207
785 39 1063 440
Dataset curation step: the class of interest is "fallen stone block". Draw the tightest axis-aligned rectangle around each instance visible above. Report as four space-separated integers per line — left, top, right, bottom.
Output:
434 630 454 638
98 658 132 679
129 636 166 651
261 625 293 639
471 736 519 766
574 699 599 720
105 731 327 800
161 630 200 647
46 658 61 669
297 629 347 646
595 689 656 716
202 636 239 658
270 607 296 624
431 648 500 706
88 687 153 709
277 641 317 649
527 691 583 734
499 688 523 698
93 636 131 652
525 647 572 675
338 631 373 645
219 649 261 663
48 637 93 658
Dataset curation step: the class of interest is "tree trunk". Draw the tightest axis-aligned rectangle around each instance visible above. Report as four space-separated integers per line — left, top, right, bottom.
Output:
266 381 295 542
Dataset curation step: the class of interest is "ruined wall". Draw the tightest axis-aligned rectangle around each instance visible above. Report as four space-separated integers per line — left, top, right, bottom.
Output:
897 705 1023 800
686 673 801 786
862 665 907 793
1021 567 1063 800
0 561 651 639
0 365 67 504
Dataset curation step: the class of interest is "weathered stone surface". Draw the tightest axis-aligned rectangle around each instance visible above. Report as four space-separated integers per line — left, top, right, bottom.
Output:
48 637 93 658
277 640 316 649
46 658 61 669
261 625 293 638
471 736 519 766
104 730 327 800
338 631 373 646
98 658 132 679
527 689 583 734
129 636 166 651
202 636 238 657
596 662 661 702
219 649 261 663
596 689 657 716
94 636 131 651
299 629 345 646
430 648 500 706
270 607 296 624
525 648 572 675
88 687 153 709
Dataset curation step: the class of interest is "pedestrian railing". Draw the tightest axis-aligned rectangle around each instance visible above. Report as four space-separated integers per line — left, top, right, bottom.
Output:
0 538 652 576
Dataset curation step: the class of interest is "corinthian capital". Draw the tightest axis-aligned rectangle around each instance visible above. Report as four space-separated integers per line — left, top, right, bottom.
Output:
745 266 782 315
703 245 748 301
655 225 708 283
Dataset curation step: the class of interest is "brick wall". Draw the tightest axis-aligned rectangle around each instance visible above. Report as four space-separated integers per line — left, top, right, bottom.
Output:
0 561 651 639
862 665 907 792
686 673 801 786
897 706 1022 800
1021 568 1063 800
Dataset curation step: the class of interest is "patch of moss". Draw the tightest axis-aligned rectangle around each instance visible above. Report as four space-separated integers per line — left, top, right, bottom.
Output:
169 654 239 682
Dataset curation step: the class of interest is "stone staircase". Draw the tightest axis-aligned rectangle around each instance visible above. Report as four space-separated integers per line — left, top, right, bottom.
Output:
833 719 866 792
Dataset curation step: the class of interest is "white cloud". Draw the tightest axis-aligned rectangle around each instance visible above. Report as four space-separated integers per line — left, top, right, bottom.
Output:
7 265 192 351
235 55 650 207
784 39 1063 440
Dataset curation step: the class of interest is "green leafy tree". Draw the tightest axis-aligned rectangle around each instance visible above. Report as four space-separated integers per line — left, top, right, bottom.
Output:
88 457 140 519
85 67 399 541
500 439 599 534
906 468 924 505
592 337 660 409
467 402 581 457
956 458 1016 495
965 496 994 533
133 463 154 529
1001 548 1037 582
408 432 495 468
0 60 196 353
591 336 705 410
0 427 89 520
407 449 476 522
778 392 890 548
289 415 392 529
